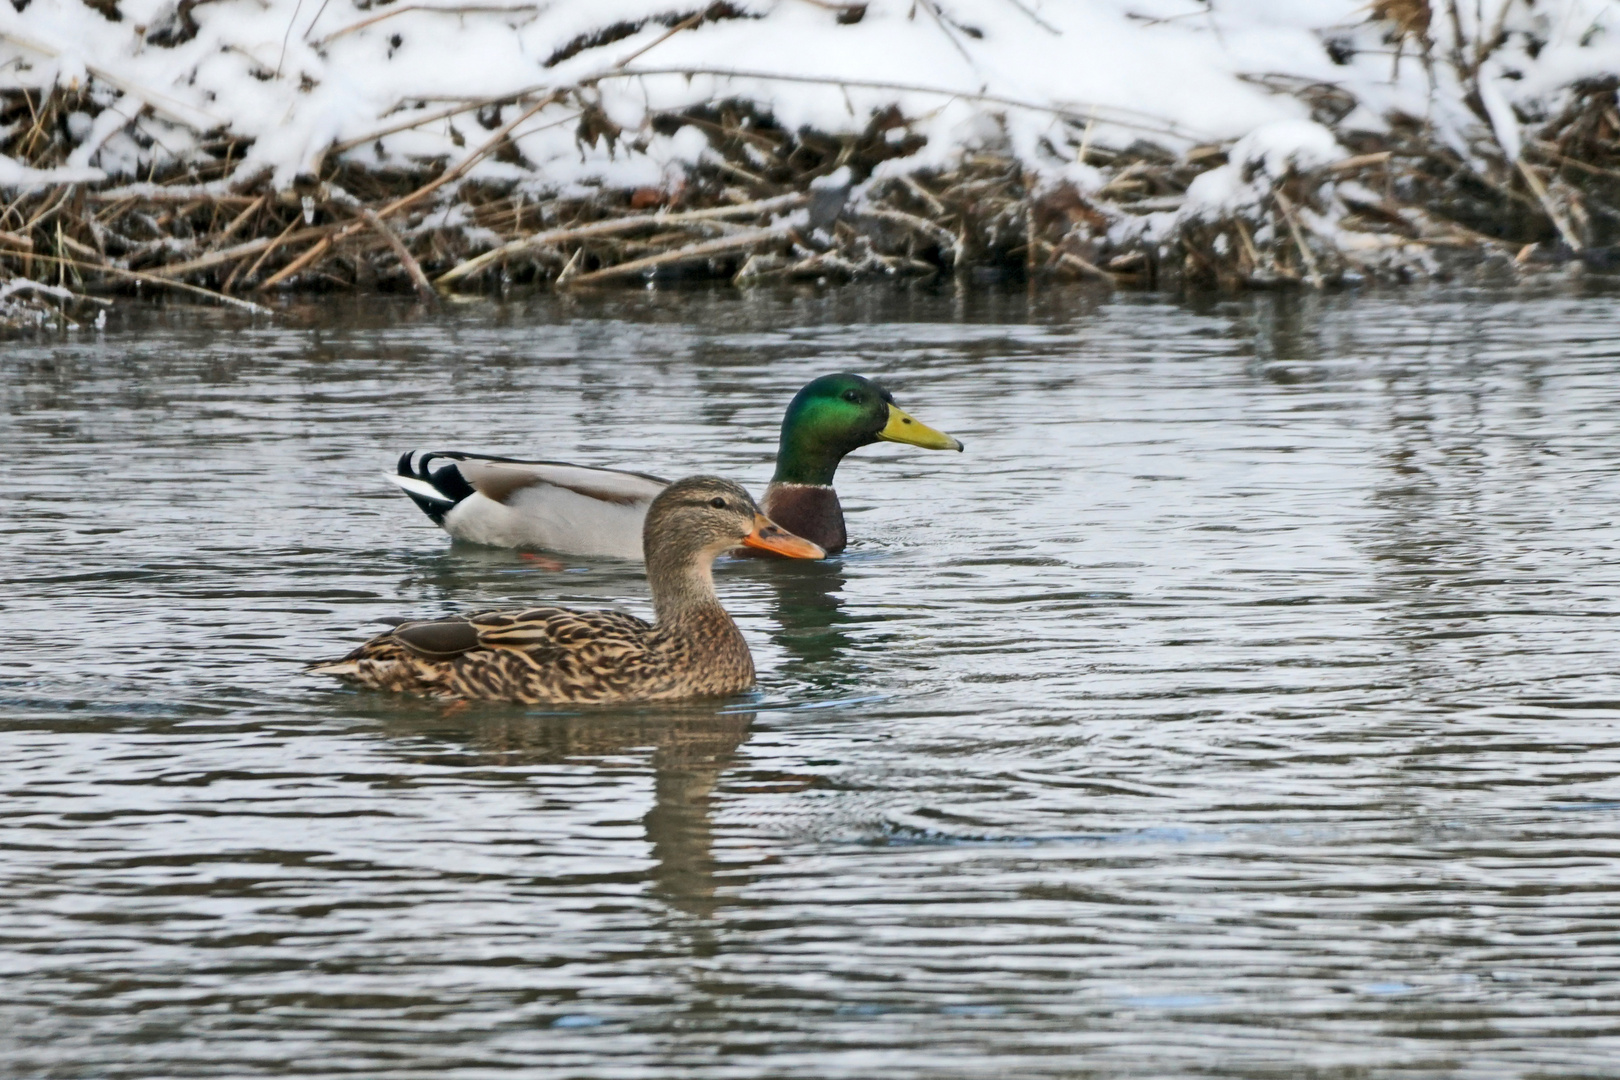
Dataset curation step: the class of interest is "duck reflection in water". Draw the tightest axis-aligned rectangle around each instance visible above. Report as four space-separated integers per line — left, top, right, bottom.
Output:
755 555 907 696
372 704 753 918
640 709 753 917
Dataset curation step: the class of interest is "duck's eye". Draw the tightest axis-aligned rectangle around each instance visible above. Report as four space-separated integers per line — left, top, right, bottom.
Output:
842 389 861 403
709 497 727 509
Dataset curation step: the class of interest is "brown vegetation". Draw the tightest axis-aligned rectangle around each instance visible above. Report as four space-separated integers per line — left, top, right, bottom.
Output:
2 2 1618 324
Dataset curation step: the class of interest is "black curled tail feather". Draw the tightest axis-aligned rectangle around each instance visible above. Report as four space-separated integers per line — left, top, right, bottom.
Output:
397 451 477 525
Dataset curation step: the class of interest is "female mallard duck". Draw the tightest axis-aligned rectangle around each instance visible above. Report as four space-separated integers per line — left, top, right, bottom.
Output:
390 373 962 559
311 477 823 704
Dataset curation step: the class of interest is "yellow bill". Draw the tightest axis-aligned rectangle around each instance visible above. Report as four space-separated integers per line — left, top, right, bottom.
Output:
879 403 964 451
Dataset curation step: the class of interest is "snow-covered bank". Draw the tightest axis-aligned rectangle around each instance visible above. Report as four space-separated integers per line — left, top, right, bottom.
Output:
1 0 1618 301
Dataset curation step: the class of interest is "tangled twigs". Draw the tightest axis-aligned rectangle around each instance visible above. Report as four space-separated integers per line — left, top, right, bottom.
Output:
258 229 339 291
436 193 807 284
380 92 564 220
254 91 569 293
360 208 437 303
147 229 321 279
1272 190 1324 289
5 33 1620 313
26 251 271 313
566 225 794 285
0 275 111 330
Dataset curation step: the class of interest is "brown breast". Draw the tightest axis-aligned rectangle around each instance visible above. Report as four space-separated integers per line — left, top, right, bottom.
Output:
762 483 847 554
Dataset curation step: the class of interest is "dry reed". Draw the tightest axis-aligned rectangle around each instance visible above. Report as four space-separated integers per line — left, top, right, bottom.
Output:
2 1 1617 321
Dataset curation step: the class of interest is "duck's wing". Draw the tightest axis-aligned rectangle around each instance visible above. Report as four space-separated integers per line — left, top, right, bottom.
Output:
390 452 669 556
310 606 656 699
463 606 654 667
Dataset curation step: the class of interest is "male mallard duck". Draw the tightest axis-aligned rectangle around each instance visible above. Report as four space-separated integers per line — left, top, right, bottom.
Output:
311 477 823 704
390 373 962 558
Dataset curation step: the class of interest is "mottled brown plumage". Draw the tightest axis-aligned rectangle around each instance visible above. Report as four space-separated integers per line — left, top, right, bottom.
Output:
310 477 823 704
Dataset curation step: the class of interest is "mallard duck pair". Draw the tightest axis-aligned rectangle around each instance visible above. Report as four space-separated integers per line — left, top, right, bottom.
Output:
314 375 961 706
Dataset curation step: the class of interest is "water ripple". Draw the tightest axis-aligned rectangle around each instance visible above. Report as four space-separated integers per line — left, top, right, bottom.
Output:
2 286 1619 1077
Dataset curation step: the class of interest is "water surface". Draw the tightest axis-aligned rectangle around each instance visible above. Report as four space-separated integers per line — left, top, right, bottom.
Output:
4 284 1620 1077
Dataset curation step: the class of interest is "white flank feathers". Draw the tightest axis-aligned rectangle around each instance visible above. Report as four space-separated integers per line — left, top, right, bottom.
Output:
397 455 668 559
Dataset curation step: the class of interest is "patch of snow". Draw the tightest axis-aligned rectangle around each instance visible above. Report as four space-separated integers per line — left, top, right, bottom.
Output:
1477 60 1524 163
0 155 106 188
1236 121 1344 178
0 0 1353 191
1182 120 1344 221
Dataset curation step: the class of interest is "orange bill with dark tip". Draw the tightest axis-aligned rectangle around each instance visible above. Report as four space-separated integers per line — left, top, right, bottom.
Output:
742 513 826 559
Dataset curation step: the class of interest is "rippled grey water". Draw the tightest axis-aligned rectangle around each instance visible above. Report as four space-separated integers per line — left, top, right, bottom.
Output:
4 284 1620 1078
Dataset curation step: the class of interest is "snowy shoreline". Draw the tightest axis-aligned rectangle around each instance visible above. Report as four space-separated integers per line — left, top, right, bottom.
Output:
0 0 1617 317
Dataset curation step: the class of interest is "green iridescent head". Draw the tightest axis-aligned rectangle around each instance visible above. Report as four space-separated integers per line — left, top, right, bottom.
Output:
770 373 963 487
